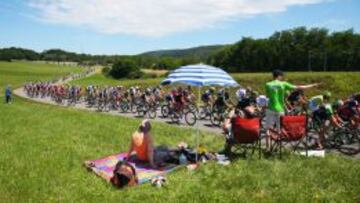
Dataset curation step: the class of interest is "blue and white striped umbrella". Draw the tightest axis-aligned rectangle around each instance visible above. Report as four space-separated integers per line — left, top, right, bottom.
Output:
161 64 239 87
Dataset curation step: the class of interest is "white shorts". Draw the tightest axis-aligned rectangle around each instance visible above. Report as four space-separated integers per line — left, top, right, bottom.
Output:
265 109 284 130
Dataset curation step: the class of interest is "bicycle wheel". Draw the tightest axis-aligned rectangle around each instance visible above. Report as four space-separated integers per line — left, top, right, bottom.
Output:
187 103 198 113
136 105 145 117
131 103 138 114
120 101 129 113
97 101 103 111
104 102 110 112
198 106 209 120
185 111 197 126
161 105 170 118
326 130 344 148
170 112 180 124
210 111 222 126
343 128 358 145
148 107 157 119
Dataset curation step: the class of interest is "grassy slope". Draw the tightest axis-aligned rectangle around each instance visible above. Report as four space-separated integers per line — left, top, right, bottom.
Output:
70 73 162 88
1 97 360 202
71 72 360 99
1 63 360 202
0 61 82 93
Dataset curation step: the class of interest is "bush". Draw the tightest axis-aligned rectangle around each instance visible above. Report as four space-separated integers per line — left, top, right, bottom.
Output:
128 70 144 79
102 66 111 75
109 59 140 79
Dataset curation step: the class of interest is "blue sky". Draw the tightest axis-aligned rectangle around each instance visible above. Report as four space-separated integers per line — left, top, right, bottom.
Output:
0 0 359 55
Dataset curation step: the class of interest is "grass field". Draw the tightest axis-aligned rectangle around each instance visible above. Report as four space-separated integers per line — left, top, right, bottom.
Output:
0 61 82 93
71 71 360 99
1 62 360 202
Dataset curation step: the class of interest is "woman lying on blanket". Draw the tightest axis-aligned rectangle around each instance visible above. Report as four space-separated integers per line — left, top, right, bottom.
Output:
126 119 156 168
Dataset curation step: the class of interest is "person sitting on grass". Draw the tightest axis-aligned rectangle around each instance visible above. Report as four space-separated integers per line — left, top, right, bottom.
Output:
126 119 156 168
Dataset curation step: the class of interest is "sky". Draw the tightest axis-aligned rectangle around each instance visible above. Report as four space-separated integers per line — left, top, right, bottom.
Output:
0 0 359 55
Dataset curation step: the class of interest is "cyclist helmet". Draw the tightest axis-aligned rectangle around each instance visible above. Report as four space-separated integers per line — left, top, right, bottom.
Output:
332 99 344 110
349 100 358 108
236 88 247 100
256 95 268 108
351 93 360 102
217 89 225 96
323 91 332 99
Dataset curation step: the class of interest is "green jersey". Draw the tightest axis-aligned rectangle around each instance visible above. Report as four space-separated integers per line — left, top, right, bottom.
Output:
265 80 296 113
309 95 333 115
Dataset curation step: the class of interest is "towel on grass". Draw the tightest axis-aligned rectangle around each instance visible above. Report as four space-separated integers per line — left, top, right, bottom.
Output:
85 152 180 184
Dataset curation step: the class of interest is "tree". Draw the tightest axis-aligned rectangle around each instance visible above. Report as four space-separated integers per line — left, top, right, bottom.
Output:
109 59 142 79
209 27 360 72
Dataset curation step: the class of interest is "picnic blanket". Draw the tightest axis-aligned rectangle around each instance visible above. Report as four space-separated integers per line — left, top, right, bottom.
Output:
85 152 180 184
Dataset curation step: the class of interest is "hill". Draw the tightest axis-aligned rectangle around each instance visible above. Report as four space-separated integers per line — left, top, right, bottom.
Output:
140 45 227 60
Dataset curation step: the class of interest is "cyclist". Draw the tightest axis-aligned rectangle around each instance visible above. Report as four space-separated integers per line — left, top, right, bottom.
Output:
169 88 183 113
184 87 196 105
338 97 360 128
286 89 307 115
153 86 164 103
309 91 343 149
201 87 215 107
214 89 232 112
255 95 268 116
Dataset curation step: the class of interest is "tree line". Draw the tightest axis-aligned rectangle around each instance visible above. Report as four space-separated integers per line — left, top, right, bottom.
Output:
1 27 359 72
208 27 360 72
0 47 202 70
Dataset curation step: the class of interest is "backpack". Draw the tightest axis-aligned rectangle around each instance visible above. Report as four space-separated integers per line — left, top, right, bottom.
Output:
110 161 138 188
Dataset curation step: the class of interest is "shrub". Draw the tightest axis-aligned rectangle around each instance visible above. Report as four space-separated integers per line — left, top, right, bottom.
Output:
109 59 140 79
102 66 111 75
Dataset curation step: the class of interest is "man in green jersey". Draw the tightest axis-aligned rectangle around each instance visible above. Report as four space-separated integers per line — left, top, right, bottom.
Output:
265 70 319 151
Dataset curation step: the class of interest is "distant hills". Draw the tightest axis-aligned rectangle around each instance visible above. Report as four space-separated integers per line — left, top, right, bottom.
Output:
140 45 227 60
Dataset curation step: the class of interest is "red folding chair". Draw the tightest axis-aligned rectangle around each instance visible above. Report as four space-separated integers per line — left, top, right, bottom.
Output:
225 117 261 158
270 115 308 157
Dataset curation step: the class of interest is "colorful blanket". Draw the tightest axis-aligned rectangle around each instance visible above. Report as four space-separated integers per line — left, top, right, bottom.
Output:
85 153 180 184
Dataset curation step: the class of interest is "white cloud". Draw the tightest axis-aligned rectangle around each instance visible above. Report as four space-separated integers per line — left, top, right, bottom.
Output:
29 0 326 37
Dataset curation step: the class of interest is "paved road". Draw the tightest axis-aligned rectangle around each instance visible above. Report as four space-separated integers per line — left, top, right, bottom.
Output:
14 73 223 135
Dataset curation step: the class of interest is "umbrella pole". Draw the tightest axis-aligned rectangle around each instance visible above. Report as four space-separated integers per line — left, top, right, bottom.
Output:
195 86 201 163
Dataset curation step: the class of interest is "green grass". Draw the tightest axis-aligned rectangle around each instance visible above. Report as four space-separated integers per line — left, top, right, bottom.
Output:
1 63 360 202
71 72 360 99
1 97 360 202
70 73 162 88
0 61 82 93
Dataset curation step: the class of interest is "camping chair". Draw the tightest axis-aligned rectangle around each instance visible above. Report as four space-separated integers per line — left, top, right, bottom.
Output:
225 117 261 158
270 115 308 157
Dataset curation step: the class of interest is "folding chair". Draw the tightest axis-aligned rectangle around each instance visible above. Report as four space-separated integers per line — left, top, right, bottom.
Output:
270 115 308 157
225 117 261 158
